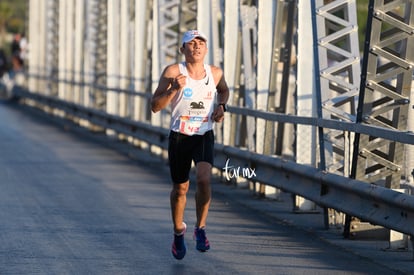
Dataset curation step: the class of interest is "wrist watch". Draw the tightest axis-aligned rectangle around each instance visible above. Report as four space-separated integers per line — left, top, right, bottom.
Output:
218 103 227 112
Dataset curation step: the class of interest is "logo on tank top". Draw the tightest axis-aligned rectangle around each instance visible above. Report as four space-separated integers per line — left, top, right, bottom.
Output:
183 88 193 99
204 91 213 100
190 101 204 109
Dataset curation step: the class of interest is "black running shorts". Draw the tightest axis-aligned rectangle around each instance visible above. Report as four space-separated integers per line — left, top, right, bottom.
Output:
168 130 214 184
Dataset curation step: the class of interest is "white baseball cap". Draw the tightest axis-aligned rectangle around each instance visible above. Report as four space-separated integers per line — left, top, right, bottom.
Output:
182 30 207 44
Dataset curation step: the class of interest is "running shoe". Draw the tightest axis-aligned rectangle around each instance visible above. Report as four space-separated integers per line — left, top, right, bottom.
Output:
194 226 210 252
172 222 187 260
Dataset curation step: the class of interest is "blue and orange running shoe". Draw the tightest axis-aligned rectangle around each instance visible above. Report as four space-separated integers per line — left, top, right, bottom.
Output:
194 226 210 252
172 222 187 260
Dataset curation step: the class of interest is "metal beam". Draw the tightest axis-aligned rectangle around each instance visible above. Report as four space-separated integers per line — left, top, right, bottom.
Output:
313 0 361 176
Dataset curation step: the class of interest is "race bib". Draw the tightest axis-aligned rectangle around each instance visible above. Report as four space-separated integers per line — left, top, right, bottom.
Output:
179 116 209 135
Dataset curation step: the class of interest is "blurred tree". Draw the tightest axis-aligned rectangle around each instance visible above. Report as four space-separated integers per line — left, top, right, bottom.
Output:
0 2 14 48
0 0 26 59
5 0 26 34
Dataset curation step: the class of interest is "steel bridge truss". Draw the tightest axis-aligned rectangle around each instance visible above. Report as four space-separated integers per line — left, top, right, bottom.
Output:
311 0 361 227
353 0 414 189
311 0 414 231
313 0 361 176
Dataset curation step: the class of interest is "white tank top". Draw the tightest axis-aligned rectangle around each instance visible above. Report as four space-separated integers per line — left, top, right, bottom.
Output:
170 62 217 136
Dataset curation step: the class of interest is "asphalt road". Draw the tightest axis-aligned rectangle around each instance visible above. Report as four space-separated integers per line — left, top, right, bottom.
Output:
0 101 408 274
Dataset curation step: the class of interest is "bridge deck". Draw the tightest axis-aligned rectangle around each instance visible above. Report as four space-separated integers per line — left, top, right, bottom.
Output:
0 101 410 274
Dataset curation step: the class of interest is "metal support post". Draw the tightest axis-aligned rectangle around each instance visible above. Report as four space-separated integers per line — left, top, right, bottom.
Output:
119 0 131 118
274 0 296 157
73 0 85 105
44 0 59 97
107 0 120 119
86 0 108 111
240 3 257 152
312 0 361 227
347 0 414 239
256 0 276 155
133 0 152 122
256 0 278 197
222 0 239 147
296 0 318 212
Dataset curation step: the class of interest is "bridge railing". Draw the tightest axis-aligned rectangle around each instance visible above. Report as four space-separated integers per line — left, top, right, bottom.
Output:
8 71 414 243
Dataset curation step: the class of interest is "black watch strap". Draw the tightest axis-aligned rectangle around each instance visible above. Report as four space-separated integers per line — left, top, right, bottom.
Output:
218 103 227 112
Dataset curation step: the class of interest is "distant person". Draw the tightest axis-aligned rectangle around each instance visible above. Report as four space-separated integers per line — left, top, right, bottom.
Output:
1 52 24 94
0 49 8 77
151 30 229 260
11 54 23 72
11 33 21 56
8 54 25 90
19 32 28 61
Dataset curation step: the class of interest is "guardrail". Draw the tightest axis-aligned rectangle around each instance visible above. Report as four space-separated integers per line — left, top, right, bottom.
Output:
11 86 414 244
